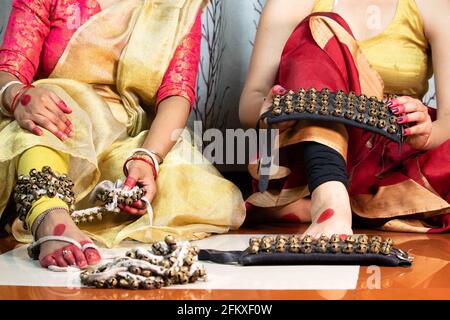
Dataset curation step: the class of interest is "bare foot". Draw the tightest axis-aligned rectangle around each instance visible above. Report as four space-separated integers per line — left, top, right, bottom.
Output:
33 208 101 268
303 181 353 238
246 197 312 223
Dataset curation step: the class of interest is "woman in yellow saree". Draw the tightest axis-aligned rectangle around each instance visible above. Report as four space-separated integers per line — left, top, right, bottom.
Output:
0 0 245 269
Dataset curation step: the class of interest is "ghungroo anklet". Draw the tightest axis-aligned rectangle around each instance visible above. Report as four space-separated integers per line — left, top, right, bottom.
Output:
80 235 207 289
14 168 150 229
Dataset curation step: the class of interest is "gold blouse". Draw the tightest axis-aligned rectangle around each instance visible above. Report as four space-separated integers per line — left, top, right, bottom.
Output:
312 0 432 98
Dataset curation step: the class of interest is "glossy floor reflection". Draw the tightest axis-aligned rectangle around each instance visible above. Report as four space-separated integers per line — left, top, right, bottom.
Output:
0 223 449 300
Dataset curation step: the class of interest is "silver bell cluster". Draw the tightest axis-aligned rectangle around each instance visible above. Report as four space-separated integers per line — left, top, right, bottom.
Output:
14 166 75 229
80 235 207 290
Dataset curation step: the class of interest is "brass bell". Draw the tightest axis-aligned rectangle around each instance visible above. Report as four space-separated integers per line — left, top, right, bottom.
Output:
129 280 140 290
295 101 306 113
142 279 155 289
345 235 357 243
289 235 300 244
162 259 171 269
176 272 189 285
380 244 391 255
389 116 397 124
357 234 369 244
302 235 313 244
275 243 286 253
330 242 341 253
298 88 306 96
345 110 355 119
165 235 176 246
355 243 368 254
342 243 353 254
370 243 381 254
155 277 165 289
383 238 393 246
307 105 316 113
321 88 330 95
378 111 388 119
285 101 294 114
369 108 378 117
357 103 366 113
249 244 259 254
129 266 141 275
272 108 282 116
184 255 194 266
330 234 341 243
47 187 56 197
371 236 382 243
119 279 129 288
300 243 313 254
333 108 343 117
275 235 287 243
377 119 387 129
387 125 398 134
107 277 118 288
262 236 274 243
319 235 329 243
260 241 272 252
319 107 329 115
356 114 365 123
316 242 328 253
289 243 300 253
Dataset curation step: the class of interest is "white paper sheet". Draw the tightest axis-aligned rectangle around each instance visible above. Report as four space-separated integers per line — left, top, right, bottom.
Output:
0 234 360 290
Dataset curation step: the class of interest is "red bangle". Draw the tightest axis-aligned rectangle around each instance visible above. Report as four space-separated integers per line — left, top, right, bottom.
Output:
123 156 158 179
10 84 34 113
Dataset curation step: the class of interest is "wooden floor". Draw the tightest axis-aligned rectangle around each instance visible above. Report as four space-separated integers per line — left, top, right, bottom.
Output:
1 223 449 300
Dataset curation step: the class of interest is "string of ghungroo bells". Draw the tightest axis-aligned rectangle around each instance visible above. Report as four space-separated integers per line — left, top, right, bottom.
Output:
80 235 207 290
248 234 393 255
272 88 400 135
14 167 147 229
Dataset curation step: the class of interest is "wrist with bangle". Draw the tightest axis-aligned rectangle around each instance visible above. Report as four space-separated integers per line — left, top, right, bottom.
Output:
123 149 164 179
0 81 34 117
0 80 23 117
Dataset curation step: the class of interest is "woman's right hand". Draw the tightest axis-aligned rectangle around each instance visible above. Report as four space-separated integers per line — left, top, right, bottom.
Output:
12 86 73 140
261 85 297 131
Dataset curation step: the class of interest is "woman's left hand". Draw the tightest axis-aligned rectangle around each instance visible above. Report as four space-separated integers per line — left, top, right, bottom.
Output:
390 96 433 150
120 159 157 215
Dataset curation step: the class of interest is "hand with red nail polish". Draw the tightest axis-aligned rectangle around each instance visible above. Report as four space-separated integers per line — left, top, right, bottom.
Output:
120 158 156 215
390 96 432 150
12 87 74 141
259 85 296 131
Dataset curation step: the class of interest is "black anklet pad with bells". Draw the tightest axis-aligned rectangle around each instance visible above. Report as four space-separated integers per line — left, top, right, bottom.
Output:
199 234 413 267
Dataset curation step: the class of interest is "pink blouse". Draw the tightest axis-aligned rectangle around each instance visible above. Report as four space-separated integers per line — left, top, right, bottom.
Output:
0 0 201 107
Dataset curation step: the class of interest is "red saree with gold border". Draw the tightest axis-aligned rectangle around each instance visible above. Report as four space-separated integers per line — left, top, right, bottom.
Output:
247 13 450 233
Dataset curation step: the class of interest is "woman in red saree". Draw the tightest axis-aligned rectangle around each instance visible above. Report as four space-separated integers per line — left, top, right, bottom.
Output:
240 0 449 236
0 0 245 270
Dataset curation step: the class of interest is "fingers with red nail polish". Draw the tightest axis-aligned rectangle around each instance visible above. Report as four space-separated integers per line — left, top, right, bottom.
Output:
123 176 137 191
272 85 287 95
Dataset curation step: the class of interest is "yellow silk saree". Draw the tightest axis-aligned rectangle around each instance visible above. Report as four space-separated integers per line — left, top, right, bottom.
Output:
0 0 245 247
